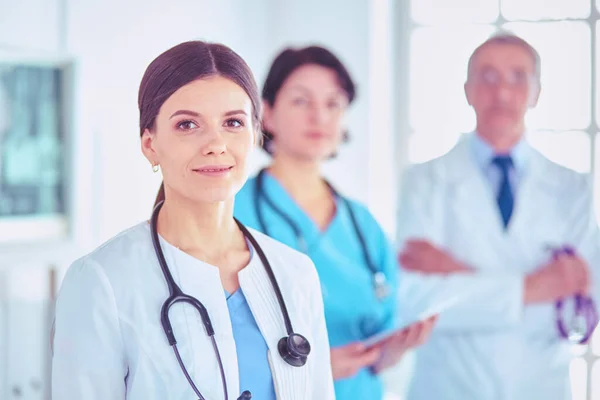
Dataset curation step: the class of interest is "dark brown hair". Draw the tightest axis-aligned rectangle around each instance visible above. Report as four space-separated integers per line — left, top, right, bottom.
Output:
138 40 261 207
261 45 356 156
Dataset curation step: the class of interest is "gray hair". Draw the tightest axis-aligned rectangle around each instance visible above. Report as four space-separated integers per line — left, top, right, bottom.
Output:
467 32 541 83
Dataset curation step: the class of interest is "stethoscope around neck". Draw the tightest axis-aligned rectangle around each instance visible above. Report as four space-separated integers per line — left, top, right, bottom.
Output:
149 200 311 400
254 168 390 300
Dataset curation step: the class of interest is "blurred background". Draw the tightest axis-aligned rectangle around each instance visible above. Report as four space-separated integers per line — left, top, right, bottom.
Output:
1 0 600 398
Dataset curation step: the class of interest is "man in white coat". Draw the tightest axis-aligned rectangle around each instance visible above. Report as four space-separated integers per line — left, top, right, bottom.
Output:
396 33 600 400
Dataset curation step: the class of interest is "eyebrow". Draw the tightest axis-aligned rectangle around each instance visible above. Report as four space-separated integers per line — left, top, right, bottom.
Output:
169 109 248 119
288 84 346 98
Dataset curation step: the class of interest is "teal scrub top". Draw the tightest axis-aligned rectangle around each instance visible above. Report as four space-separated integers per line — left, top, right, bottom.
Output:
234 171 399 400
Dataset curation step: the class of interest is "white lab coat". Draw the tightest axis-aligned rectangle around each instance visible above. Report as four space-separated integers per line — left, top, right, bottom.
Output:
51 222 335 400
397 135 600 400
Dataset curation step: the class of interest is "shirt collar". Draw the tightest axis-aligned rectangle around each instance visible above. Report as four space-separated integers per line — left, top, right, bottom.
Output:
469 131 530 172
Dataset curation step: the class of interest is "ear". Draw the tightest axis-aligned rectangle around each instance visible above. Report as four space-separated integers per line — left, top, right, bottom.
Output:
140 128 159 165
528 83 541 108
464 81 473 106
261 99 274 134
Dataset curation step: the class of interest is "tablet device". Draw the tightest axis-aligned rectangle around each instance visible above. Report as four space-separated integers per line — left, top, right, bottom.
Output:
362 293 461 349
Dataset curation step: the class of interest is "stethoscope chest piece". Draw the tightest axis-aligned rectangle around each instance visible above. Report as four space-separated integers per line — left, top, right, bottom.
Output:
552 246 599 344
277 333 311 367
373 271 391 300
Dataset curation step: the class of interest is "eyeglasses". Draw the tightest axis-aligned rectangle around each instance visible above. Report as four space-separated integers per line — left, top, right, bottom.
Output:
470 68 537 88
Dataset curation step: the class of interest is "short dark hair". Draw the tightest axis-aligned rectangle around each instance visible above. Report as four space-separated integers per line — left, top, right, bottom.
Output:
261 45 356 155
137 40 261 207
467 32 541 83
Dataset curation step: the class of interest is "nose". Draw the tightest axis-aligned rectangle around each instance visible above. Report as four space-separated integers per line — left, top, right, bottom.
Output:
202 130 227 155
308 104 330 126
494 79 514 104
493 83 513 105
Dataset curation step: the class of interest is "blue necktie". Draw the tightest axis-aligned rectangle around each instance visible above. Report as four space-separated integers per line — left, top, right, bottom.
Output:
492 155 514 228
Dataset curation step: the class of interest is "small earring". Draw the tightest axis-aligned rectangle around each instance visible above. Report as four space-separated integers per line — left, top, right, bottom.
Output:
152 163 159 173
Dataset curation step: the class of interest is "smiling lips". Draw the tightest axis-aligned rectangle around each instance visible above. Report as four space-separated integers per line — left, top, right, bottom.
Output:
306 131 327 140
193 165 233 176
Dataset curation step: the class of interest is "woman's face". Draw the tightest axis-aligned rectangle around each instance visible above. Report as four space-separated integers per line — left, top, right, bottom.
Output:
264 64 349 162
141 76 255 204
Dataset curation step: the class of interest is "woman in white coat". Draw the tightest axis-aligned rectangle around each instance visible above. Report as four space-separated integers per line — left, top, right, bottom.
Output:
51 40 335 400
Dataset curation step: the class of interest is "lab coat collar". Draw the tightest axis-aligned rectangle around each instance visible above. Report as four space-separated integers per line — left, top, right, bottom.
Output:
470 131 531 174
444 132 560 192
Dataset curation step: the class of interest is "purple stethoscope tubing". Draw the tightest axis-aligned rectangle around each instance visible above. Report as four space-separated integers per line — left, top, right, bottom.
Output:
553 246 599 344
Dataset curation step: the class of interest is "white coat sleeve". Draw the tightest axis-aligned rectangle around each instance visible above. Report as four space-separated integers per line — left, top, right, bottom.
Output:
305 256 336 399
396 165 524 332
567 175 600 312
52 257 127 399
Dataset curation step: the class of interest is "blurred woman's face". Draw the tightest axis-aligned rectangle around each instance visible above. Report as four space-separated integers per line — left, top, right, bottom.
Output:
141 76 255 204
263 64 349 162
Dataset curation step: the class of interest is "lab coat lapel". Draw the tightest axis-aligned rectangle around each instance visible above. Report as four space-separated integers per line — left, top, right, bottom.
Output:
162 244 241 400
444 140 507 233
507 149 566 273
441 138 520 273
239 241 310 400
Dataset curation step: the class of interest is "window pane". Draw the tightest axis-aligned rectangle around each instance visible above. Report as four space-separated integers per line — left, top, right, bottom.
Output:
409 26 495 133
570 343 588 357
594 137 600 227
593 360 600 400
526 130 591 173
502 0 590 21
411 0 498 25
570 357 587 400
504 22 591 131
595 22 600 125
407 131 461 164
592 325 600 356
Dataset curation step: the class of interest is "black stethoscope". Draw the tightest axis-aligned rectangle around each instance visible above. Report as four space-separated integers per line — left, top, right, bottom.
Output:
150 200 311 400
254 168 390 300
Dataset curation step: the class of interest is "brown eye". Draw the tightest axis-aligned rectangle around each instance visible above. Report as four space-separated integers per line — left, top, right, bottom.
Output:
510 70 529 85
225 118 244 128
292 97 309 106
480 69 500 85
177 120 198 130
328 100 343 110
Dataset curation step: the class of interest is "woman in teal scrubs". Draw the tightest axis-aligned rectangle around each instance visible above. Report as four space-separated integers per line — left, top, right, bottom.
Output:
234 46 436 400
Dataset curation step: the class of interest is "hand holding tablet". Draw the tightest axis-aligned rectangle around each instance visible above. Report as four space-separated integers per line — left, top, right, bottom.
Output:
368 315 438 374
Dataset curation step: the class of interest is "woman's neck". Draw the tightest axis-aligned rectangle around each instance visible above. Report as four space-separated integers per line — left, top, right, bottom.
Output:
268 155 329 201
156 194 244 261
268 154 337 231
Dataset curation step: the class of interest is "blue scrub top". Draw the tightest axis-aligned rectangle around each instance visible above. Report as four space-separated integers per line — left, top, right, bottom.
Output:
234 172 399 400
225 287 277 400
225 240 276 400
